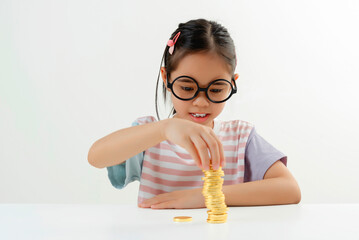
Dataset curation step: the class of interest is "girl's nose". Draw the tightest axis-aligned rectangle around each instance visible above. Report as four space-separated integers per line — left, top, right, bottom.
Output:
192 92 210 107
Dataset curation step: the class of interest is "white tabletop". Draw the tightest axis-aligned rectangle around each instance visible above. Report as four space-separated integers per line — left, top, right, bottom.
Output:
0 203 358 240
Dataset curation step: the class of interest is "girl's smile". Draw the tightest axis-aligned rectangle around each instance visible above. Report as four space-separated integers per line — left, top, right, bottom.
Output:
189 113 210 123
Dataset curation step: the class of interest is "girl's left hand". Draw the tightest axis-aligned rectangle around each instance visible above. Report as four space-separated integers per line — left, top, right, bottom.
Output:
138 188 205 209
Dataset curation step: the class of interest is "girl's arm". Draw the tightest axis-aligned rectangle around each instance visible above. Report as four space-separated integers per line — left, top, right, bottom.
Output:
222 160 301 206
88 120 167 169
88 118 225 170
139 160 301 208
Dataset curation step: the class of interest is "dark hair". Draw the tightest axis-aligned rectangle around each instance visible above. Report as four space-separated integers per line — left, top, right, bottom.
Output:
155 18 237 120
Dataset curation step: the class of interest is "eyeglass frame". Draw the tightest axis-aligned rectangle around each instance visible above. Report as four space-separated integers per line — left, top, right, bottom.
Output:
166 73 237 103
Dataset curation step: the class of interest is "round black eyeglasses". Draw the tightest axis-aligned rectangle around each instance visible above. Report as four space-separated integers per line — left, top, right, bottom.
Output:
166 73 237 103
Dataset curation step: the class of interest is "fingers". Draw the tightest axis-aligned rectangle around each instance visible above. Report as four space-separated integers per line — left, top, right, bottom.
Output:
139 189 204 209
200 132 221 170
209 130 225 168
151 200 177 209
141 198 179 209
189 135 211 170
139 193 173 208
183 137 203 169
139 193 180 209
190 129 223 170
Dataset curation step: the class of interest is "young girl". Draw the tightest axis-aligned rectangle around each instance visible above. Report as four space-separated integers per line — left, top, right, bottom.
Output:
88 18 301 209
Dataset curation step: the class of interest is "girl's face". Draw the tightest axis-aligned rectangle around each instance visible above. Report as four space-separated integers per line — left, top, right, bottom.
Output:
161 51 238 128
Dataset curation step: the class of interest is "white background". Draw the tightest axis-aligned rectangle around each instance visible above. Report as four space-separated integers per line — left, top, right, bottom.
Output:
1 0 358 204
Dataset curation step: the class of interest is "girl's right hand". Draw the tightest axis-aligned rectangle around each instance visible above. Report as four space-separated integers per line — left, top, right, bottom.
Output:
161 118 225 170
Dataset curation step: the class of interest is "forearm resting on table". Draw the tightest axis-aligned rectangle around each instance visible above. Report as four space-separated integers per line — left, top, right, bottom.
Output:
223 177 301 206
88 120 167 169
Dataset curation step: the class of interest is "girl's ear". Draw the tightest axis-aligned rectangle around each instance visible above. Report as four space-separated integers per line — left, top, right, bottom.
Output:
161 67 167 85
161 67 170 91
234 73 239 81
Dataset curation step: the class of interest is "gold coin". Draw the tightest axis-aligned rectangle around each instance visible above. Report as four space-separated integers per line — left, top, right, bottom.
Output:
203 187 223 190
204 196 225 199
208 216 227 219
208 215 228 219
204 171 224 175
205 201 226 205
208 208 229 213
208 211 228 215
204 174 224 178
173 216 192 222
207 220 227 224
203 191 222 194
203 185 221 188
203 192 223 195
202 186 223 189
204 193 225 197
206 203 227 207
208 215 227 218
206 206 227 209
204 198 225 201
204 178 223 182
203 185 223 187
204 171 223 174
205 197 226 201
203 181 224 184
208 214 227 218
203 182 224 186
205 200 225 202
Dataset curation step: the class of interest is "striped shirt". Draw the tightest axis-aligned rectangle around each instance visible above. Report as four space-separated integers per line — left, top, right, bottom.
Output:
107 115 287 204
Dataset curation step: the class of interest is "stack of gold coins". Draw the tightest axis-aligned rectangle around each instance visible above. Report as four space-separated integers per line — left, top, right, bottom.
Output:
202 165 228 223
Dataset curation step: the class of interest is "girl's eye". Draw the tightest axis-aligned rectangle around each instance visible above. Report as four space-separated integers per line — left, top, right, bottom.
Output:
181 86 194 91
210 89 222 93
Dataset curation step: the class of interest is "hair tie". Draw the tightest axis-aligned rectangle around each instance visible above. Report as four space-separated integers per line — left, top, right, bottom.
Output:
167 32 181 55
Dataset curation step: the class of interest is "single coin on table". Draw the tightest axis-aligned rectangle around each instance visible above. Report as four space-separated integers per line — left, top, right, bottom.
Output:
173 216 192 222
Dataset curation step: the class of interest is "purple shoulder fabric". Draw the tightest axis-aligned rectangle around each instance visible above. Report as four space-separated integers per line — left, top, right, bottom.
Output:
244 127 287 182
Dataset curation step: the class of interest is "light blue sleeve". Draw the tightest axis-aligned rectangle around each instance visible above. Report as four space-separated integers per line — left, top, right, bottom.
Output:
106 121 144 189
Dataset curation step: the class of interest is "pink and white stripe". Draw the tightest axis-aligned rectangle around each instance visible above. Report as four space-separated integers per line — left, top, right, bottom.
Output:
136 116 254 204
